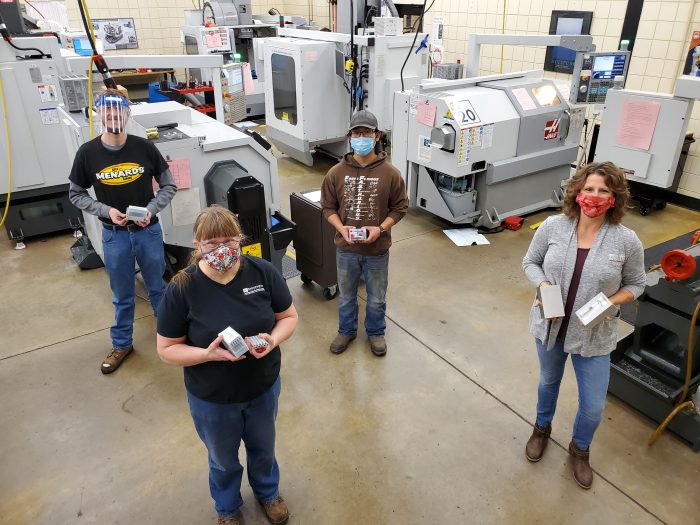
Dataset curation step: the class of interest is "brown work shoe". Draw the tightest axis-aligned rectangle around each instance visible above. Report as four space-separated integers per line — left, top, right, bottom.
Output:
569 441 593 489
330 333 356 354
217 515 240 525
525 423 551 462
368 335 387 356
259 496 289 525
101 346 133 374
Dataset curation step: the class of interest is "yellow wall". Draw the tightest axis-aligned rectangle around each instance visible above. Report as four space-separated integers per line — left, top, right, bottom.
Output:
61 0 700 198
65 0 278 55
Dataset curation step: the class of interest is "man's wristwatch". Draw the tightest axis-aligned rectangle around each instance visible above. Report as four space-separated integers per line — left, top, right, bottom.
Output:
379 225 386 234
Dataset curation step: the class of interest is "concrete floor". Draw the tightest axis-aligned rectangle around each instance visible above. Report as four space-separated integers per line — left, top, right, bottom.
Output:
1 151 700 525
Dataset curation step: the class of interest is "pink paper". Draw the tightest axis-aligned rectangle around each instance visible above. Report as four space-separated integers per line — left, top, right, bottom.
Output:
512 88 536 111
416 101 437 127
167 158 192 189
242 63 255 94
205 32 223 48
615 99 661 151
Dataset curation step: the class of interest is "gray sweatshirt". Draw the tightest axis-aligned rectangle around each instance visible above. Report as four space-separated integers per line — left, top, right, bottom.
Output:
522 214 646 357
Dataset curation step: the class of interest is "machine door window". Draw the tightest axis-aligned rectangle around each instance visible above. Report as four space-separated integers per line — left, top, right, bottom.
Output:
531 84 561 107
271 53 298 125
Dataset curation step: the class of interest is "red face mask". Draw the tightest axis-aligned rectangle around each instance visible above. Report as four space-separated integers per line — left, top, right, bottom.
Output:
576 193 615 218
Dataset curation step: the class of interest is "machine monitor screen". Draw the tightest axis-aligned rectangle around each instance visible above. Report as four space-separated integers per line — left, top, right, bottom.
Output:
592 54 627 79
226 67 244 93
544 10 593 74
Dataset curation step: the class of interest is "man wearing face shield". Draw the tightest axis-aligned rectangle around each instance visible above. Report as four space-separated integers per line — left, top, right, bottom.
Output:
320 110 408 357
68 89 177 374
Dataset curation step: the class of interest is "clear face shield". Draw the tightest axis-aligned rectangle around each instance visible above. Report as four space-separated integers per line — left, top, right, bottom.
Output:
95 93 130 135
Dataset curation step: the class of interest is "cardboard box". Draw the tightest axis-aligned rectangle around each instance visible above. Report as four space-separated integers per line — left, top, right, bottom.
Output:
537 284 565 319
99 84 129 100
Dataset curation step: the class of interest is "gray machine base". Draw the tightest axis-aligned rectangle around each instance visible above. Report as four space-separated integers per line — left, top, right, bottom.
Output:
610 334 700 451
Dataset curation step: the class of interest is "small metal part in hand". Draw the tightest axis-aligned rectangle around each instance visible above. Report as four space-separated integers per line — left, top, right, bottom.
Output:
248 335 269 353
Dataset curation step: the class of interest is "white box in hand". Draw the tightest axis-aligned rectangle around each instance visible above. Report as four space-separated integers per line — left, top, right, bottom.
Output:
218 326 249 357
126 205 149 221
575 292 616 328
537 284 565 319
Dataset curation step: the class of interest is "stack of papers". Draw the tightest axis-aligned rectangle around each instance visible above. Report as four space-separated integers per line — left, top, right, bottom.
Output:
443 228 490 246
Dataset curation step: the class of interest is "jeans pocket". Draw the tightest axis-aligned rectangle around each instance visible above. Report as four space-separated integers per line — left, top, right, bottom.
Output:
146 223 162 236
102 229 115 244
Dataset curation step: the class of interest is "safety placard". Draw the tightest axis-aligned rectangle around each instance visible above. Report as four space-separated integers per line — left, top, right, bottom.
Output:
243 242 263 258
449 99 481 129
37 84 58 102
418 135 432 163
39 108 60 125
457 129 470 167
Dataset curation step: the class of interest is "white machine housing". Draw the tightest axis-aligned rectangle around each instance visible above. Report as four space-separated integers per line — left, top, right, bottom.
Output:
59 101 289 270
0 35 84 238
263 29 429 165
594 78 700 188
264 36 351 164
393 71 585 228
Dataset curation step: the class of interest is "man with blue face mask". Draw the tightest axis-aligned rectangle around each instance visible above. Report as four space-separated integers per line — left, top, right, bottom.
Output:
320 110 408 356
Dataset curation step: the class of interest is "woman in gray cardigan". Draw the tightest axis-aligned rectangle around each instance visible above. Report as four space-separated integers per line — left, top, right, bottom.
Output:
522 162 646 489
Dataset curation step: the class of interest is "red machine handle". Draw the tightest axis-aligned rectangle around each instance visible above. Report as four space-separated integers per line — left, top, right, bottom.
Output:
661 249 696 281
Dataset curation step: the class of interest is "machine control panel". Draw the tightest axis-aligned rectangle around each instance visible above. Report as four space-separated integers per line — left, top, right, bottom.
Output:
221 63 247 125
571 51 630 104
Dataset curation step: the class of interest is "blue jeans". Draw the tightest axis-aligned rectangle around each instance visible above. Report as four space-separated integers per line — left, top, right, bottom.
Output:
102 222 166 349
535 338 611 450
187 377 282 518
336 249 389 337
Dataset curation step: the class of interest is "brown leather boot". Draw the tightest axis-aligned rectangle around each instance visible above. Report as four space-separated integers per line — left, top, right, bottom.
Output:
568 441 593 489
525 424 551 462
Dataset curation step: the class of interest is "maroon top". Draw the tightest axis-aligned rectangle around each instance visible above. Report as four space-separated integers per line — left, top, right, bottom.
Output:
558 248 590 342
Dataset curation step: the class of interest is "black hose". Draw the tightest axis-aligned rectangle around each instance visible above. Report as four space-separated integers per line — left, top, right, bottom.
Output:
7 38 48 58
350 0 356 113
399 0 435 91
76 0 116 89
0 12 49 58
76 0 97 55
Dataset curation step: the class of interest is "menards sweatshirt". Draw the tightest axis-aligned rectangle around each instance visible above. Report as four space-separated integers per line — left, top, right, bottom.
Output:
320 151 408 256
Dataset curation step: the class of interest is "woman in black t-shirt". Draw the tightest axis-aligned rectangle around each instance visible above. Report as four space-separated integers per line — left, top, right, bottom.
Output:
157 206 298 525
